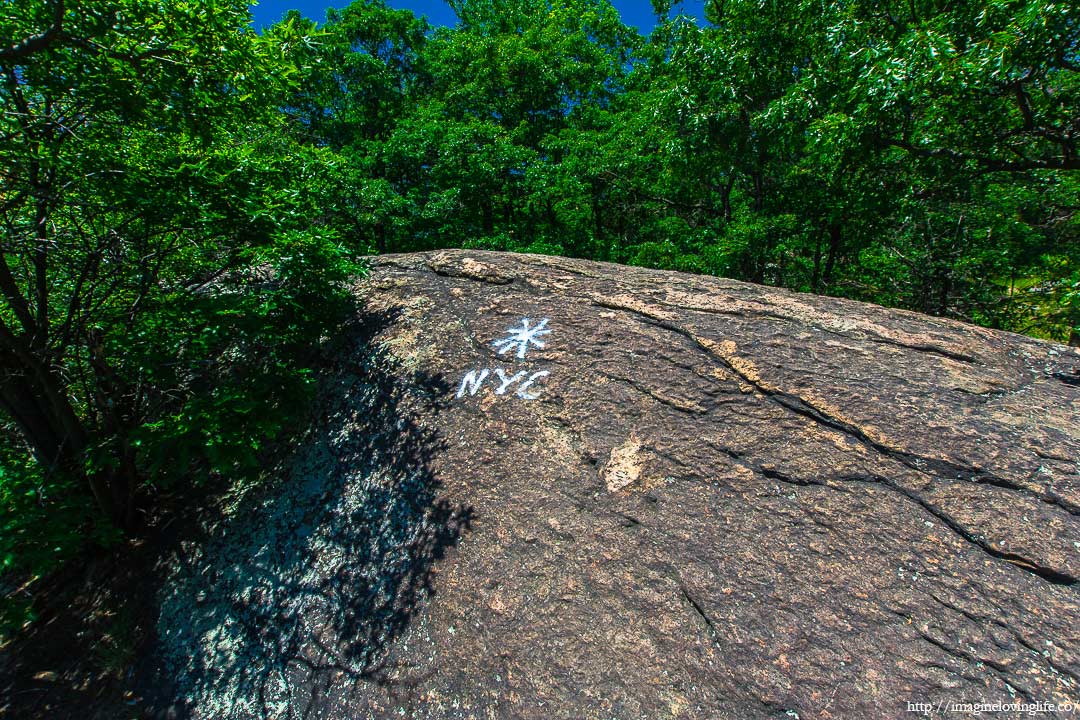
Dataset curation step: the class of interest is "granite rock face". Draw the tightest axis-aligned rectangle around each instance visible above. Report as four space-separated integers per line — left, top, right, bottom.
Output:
155 250 1080 719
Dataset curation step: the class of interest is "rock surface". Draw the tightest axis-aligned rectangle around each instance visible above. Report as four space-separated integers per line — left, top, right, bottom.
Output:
153 250 1080 719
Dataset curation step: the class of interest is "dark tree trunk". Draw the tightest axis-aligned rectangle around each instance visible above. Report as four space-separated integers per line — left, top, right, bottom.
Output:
592 183 604 255
936 273 952 316
0 367 69 467
0 322 133 527
0 352 109 517
750 171 763 213
482 200 494 235
88 329 137 528
812 232 824 293
822 223 842 290
721 174 734 223
375 222 387 253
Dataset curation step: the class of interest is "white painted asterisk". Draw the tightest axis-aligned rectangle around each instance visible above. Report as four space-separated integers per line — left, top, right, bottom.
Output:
492 317 551 359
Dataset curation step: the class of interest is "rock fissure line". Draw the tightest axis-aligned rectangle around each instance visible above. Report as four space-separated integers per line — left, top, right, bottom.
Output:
1033 447 1076 465
767 394 1080 519
645 445 714 485
822 327 978 364
532 260 608 281
368 258 418 273
881 606 1035 701
795 504 842 535
705 441 764 485
927 592 1080 688
427 259 514 285
841 475 1078 587
919 631 1012 676
600 371 709 415
592 297 1080 520
717 444 1075 586
926 592 996 629
950 375 1036 402
653 295 978 364
550 486 647 537
678 585 723 650
590 298 1078 586
759 467 831 489
952 386 1010 400
1053 370 1080 387
915 630 1034 702
428 271 495 359
660 301 758 319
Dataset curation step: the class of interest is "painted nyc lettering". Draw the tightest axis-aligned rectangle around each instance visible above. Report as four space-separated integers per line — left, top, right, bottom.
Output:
455 368 550 400
456 317 553 401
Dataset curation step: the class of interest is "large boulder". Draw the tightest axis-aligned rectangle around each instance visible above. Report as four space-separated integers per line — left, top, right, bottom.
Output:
153 250 1080 719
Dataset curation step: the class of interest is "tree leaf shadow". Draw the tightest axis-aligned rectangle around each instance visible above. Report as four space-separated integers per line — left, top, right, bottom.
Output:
148 308 472 719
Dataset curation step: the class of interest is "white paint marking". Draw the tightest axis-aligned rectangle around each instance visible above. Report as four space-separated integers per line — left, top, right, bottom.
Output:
493 369 527 395
515 370 550 400
493 317 551 359
456 369 490 398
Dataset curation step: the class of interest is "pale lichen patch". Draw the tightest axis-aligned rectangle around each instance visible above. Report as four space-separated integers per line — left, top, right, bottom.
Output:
604 435 646 493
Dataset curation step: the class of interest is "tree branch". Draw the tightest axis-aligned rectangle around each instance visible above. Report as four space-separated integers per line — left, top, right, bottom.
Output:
0 252 36 336
0 1 65 63
887 138 1080 172
1013 84 1035 132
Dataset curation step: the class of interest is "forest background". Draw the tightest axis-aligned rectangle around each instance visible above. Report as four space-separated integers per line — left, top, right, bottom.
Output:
1 0 1077 637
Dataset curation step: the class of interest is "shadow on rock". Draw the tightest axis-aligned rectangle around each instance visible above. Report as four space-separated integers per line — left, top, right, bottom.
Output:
150 310 472 719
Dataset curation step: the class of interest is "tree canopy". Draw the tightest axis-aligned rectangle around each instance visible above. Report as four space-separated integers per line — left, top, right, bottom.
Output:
0 0 361 625
280 0 1077 338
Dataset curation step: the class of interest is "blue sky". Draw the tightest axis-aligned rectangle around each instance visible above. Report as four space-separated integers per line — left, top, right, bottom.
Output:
249 0 707 34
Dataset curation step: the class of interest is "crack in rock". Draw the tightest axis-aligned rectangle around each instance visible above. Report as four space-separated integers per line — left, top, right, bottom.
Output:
592 298 1080 519
592 297 1079 586
679 584 723 650
840 475 1078 587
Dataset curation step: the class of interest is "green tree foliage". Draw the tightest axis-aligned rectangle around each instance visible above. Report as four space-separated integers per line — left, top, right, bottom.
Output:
0 0 361 594
284 0 1077 341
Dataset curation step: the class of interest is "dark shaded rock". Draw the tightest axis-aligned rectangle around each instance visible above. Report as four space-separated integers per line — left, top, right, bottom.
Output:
158 250 1080 719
